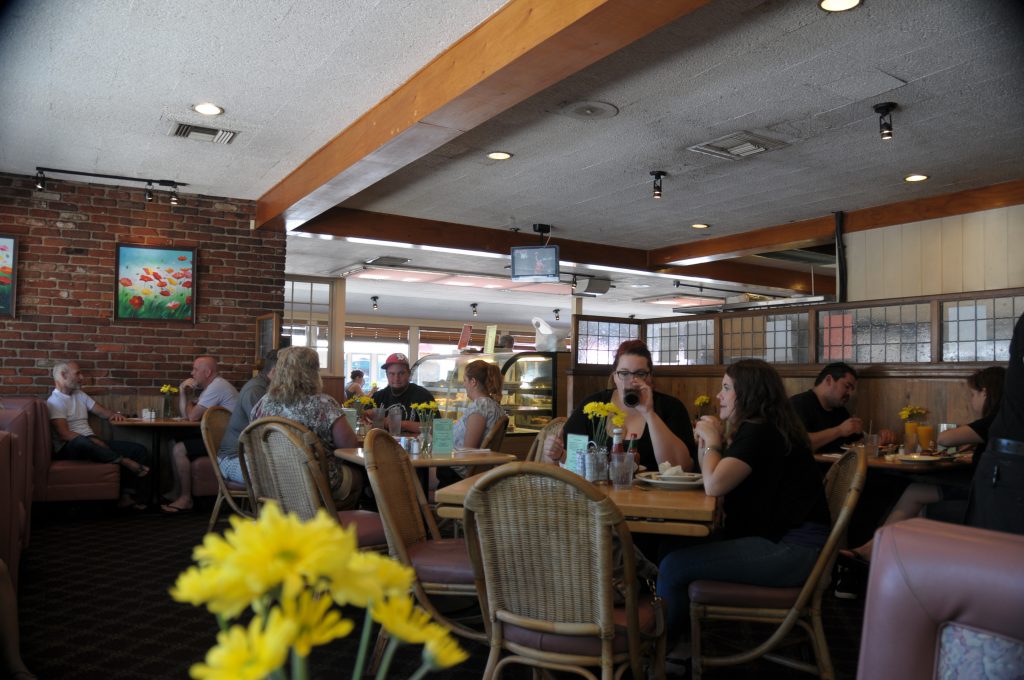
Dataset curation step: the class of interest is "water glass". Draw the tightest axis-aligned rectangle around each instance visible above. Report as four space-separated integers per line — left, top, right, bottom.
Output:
937 423 957 452
609 452 633 490
387 406 402 436
863 433 881 457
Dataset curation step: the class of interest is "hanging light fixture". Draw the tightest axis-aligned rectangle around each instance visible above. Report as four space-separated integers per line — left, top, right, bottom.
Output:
144 182 154 202
873 102 896 140
169 187 180 205
650 170 666 199
553 308 561 321
34 170 46 190
371 296 379 311
471 303 478 317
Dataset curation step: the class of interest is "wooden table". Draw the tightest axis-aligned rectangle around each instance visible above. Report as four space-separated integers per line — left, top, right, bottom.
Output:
814 452 972 474
335 447 516 468
435 471 719 537
113 418 201 502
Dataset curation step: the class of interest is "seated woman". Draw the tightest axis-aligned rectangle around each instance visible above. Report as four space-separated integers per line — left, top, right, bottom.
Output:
657 359 829 644
453 359 505 450
345 369 368 399
844 365 1006 562
252 346 360 506
544 339 696 472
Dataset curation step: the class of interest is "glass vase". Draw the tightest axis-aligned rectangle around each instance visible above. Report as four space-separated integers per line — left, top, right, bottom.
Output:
162 394 175 419
419 419 433 456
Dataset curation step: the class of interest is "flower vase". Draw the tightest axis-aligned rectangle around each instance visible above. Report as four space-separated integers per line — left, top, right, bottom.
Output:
162 394 175 419
420 419 433 456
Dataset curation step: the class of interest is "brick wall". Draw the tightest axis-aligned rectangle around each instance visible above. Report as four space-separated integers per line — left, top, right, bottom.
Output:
0 172 285 396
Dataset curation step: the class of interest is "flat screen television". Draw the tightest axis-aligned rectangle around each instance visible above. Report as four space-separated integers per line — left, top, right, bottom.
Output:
510 245 560 283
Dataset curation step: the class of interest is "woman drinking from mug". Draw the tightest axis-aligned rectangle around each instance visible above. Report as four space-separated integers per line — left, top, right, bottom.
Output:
544 339 696 472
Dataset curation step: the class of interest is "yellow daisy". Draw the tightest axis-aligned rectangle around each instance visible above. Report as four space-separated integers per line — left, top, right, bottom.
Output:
423 630 469 669
189 609 295 680
370 594 436 644
280 590 354 657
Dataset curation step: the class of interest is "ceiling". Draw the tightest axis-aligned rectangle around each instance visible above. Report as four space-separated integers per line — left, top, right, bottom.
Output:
2 0 1022 328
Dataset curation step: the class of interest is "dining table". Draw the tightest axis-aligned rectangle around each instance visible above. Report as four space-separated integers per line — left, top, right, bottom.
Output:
435 471 719 537
112 417 201 503
814 451 973 474
334 447 516 469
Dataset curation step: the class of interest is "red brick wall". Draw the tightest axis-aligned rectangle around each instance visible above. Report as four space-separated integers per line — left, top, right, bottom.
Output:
0 172 285 395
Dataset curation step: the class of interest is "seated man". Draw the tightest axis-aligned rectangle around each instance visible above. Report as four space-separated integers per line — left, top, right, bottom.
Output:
163 355 239 513
790 362 893 452
47 361 152 509
218 350 277 484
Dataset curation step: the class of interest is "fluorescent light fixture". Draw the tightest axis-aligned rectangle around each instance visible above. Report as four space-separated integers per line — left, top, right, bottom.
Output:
345 237 416 249
691 223 710 230
818 0 860 11
487 151 513 160
442 281 476 287
193 102 224 116
630 284 651 289
420 245 505 259
904 174 929 182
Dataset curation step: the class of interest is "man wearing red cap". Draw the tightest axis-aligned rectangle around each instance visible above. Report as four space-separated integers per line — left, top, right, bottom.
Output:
371 353 437 433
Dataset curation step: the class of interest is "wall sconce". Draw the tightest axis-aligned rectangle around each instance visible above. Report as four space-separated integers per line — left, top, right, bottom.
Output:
471 303 478 317
553 308 561 321
650 170 666 199
34 166 188 204
873 102 896 140
371 296 379 311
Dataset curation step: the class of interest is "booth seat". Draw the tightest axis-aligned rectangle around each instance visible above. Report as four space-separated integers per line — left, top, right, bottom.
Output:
0 430 29 590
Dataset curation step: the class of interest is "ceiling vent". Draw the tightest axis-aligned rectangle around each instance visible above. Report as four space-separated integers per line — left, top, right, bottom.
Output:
168 121 237 144
364 256 411 267
687 131 787 161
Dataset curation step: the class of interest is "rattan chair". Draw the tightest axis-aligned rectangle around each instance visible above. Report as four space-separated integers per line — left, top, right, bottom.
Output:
201 406 253 531
688 447 868 680
238 416 385 549
362 428 485 642
480 414 509 452
524 416 567 463
464 461 666 680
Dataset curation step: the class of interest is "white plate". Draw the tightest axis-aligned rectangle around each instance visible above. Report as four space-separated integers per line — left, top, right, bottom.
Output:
635 471 704 489
896 454 942 463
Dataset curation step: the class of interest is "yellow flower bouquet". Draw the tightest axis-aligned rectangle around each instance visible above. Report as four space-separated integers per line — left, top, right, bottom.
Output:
160 384 179 418
160 384 180 395
171 502 466 679
694 394 711 417
343 395 375 415
582 401 625 450
899 405 928 422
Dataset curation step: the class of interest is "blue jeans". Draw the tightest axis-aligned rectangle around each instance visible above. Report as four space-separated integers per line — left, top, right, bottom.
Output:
57 436 153 501
219 456 244 484
657 536 821 642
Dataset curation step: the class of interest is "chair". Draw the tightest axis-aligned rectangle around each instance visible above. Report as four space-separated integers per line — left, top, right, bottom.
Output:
688 448 867 680
200 406 253 531
857 517 1024 680
238 417 385 549
524 416 567 462
362 428 485 642
464 462 665 680
480 415 509 452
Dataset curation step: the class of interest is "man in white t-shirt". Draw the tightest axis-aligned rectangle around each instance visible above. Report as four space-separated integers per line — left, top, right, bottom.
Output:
46 361 153 509
162 355 239 513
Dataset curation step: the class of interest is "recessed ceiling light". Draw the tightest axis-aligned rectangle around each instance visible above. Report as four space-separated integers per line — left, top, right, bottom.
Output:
487 151 513 160
818 0 861 12
904 174 929 182
193 102 224 116
691 223 711 230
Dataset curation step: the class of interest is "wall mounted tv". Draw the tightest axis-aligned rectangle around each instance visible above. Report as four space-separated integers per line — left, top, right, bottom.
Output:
510 245 560 283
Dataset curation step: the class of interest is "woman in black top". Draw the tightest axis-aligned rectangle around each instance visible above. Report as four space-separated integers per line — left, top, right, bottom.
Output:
657 359 829 642
543 339 696 473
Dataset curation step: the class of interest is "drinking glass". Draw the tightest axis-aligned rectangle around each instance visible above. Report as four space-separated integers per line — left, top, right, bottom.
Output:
916 424 934 451
937 423 957 452
609 452 633 490
864 433 881 458
904 422 918 451
387 406 402 436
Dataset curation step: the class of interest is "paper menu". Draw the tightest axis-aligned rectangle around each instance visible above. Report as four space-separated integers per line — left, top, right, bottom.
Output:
432 418 454 457
565 434 589 473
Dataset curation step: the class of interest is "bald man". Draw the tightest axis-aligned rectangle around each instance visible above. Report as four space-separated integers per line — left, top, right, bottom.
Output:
162 355 238 513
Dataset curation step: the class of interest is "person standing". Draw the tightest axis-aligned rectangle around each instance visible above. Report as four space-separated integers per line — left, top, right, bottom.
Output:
46 361 153 509
163 355 238 513
370 353 436 434
218 351 277 484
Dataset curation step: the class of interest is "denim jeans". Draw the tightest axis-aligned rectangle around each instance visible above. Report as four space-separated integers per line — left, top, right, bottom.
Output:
57 436 153 500
657 536 821 641
219 456 244 484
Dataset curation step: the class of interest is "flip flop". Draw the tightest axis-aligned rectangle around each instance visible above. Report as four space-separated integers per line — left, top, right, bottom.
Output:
160 504 192 514
839 548 870 567
134 464 150 478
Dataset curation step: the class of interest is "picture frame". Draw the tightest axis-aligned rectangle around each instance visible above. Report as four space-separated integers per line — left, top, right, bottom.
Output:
255 311 281 364
0 234 17 319
115 244 196 322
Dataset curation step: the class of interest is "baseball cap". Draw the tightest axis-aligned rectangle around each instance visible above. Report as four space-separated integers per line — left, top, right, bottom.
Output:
382 353 410 370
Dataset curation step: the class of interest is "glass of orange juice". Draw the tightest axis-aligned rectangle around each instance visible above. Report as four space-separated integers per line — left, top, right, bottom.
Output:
917 424 934 451
904 421 919 451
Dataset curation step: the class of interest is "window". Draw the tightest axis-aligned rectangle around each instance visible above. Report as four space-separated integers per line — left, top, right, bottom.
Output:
575 318 641 365
942 295 1023 362
818 304 931 363
722 313 808 364
282 279 332 370
647 319 715 365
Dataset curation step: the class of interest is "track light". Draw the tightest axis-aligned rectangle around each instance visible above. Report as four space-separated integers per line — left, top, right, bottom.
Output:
144 183 154 202
873 102 896 141
34 170 45 191
571 275 578 289
33 166 187 204
371 296 379 311
169 188 180 205
650 171 666 199
553 308 561 321
471 303 478 317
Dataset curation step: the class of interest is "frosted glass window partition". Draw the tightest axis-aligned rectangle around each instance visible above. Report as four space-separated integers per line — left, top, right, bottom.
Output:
818 304 931 364
575 319 641 365
942 295 1023 362
646 319 715 365
722 312 808 364
283 279 332 370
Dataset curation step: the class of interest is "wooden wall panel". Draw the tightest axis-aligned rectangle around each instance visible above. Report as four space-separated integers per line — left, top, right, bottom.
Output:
1008 205 1024 286
983 208 1009 290
941 216 965 293
919 218 943 295
899 221 922 297
962 211 985 292
846 230 866 301
863 228 886 300
883 225 904 296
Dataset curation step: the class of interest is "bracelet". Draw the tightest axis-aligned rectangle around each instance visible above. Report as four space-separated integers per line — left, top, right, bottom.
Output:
701 445 722 458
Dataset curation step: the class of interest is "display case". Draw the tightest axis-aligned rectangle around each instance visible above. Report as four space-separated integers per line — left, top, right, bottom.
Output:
410 351 569 435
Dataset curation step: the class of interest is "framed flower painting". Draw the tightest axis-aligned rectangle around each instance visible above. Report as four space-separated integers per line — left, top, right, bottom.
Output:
115 244 196 322
0 235 16 318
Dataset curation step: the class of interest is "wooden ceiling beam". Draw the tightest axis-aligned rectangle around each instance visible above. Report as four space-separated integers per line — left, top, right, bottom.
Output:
255 0 708 231
659 262 835 295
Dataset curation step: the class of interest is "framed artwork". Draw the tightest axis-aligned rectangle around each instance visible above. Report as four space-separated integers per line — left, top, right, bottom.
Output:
0 235 16 318
255 312 281 363
115 244 196 322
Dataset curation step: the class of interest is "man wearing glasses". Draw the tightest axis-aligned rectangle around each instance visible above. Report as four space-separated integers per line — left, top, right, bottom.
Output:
370 353 437 434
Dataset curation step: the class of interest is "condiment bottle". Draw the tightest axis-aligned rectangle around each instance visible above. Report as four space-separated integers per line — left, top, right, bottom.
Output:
611 427 625 454
627 434 638 463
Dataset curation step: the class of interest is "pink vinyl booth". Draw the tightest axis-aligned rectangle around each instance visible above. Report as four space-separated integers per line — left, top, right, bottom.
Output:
857 518 1024 680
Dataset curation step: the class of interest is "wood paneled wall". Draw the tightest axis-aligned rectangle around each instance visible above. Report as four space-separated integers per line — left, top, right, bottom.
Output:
846 205 1024 301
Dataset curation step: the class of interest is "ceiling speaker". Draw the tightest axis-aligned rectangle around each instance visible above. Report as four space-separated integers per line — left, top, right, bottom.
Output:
574 278 612 295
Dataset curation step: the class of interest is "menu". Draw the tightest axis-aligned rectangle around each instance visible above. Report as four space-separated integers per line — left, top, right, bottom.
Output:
566 434 589 472
432 418 454 457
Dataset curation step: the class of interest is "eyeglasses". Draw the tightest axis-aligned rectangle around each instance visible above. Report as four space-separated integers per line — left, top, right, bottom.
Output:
615 369 651 380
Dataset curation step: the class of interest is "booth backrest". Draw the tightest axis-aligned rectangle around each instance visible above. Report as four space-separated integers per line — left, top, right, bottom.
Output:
857 518 1024 680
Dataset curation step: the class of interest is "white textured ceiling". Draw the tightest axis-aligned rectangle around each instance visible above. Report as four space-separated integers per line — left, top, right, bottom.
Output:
1 0 1022 326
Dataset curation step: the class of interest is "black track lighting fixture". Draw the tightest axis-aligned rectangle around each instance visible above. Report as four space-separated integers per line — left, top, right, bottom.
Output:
650 170 666 199
34 170 45 191
169 188 180 205
471 303 478 317
145 183 154 202
371 296 379 311
553 308 561 321
873 102 896 141
34 166 187 204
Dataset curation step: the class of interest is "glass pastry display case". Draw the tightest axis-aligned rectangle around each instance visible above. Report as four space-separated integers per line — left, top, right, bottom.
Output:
410 351 569 435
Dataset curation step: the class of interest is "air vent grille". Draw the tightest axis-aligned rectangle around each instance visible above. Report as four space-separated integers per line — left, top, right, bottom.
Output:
688 131 787 161
169 122 237 144
365 256 411 267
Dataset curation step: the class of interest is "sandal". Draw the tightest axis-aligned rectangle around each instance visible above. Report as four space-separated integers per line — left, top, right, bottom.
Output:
160 504 192 514
839 548 870 567
134 463 150 478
